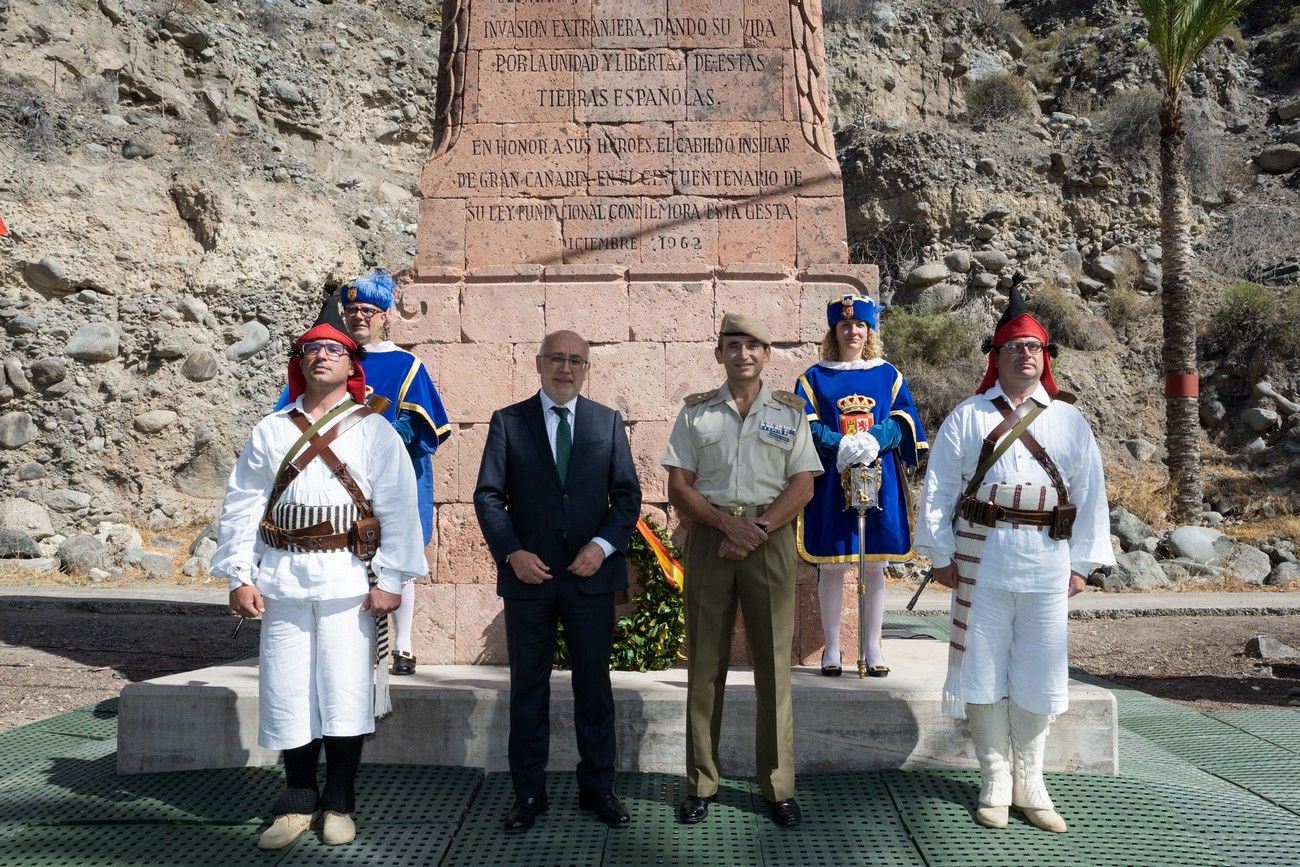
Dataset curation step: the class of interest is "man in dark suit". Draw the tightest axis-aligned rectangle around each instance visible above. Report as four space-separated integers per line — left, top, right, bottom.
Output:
474 329 642 834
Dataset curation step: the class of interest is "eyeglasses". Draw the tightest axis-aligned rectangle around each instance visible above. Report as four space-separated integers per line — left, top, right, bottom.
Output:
999 341 1044 356
300 342 350 358
343 305 385 320
538 353 590 369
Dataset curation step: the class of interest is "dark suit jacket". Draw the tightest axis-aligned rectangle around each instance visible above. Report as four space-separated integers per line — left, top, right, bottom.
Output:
474 393 642 599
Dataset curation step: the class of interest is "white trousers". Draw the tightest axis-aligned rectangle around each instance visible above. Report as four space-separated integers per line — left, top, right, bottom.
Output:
259 594 375 750
959 584 1068 717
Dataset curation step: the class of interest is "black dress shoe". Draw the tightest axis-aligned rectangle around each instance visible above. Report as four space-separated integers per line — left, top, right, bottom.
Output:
767 797 801 827
578 790 631 827
390 651 416 676
678 795 713 825
503 795 548 834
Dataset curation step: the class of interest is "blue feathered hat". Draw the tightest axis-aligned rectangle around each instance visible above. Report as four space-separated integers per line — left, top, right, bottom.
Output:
340 269 397 311
826 294 880 331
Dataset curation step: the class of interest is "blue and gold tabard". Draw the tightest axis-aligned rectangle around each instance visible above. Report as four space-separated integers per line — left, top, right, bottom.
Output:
794 361 927 563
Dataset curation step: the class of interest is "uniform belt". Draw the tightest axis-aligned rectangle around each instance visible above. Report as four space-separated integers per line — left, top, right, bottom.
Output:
258 520 353 553
958 497 1053 528
712 503 770 518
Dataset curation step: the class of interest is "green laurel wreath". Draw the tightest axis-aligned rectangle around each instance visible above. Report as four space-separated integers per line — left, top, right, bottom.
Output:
554 516 686 672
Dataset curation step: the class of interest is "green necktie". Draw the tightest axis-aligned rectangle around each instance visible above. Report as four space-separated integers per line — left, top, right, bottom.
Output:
553 405 572 484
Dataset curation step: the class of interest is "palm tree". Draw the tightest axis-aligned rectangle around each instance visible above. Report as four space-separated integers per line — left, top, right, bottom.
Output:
1134 0 1250 522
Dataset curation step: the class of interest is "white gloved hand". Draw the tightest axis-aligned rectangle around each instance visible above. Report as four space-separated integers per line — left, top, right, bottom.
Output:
836 432 880 473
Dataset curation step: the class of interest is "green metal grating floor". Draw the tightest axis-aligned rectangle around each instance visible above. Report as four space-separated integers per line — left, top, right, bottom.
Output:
2 643 1299 864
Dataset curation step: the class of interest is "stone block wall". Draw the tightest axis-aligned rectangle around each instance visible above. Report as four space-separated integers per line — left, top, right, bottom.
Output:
394 260 878 664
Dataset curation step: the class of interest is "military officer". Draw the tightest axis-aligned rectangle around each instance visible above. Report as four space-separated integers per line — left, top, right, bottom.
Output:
662 312 823 828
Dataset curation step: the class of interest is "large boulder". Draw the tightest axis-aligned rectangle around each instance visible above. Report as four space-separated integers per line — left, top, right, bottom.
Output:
1100 550 1169 590
1219 544 1274 585
1164 526 1232 564
0 498 54 539
906 261 951 287
226 321 271 360
65 323 120 362
1257 143 1300 174
0 529 40 559
1109 506 1154 552
0 412 35 449
1268 562 1300 586
57 534 110 574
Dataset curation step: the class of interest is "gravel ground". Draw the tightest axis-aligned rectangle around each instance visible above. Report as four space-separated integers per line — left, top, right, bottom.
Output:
1069 613 1300 712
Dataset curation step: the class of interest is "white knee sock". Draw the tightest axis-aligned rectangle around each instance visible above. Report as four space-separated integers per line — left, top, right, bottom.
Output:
392 581 416 654
817 565 845 666
966 699 1012 806
1009 702 1055 810
862 562 886 668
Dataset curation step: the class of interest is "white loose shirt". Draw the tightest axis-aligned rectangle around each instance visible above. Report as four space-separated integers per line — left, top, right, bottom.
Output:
915 382 1114 592
211 395 428 598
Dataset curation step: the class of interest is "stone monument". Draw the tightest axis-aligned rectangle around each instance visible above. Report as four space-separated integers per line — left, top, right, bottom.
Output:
401 0 879 663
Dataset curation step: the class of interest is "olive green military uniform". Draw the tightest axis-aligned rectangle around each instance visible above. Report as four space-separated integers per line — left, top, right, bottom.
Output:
662 382 823 802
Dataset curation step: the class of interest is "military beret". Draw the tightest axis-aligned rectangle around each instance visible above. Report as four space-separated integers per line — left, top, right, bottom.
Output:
719 311 771 346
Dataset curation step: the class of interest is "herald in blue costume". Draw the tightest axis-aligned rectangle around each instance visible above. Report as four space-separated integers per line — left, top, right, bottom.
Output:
794 299 928 564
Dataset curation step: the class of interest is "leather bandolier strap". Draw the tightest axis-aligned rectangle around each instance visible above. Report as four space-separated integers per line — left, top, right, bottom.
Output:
958 396 1076 540
258 404 378 553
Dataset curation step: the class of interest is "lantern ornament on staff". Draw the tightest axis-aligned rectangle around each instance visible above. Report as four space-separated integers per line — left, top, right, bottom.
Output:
837 394 885 677
794 294 928 679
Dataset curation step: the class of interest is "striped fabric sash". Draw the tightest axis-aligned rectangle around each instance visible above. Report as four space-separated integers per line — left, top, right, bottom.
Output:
942 481 1059 719
371 567 392 723
266 502 361 550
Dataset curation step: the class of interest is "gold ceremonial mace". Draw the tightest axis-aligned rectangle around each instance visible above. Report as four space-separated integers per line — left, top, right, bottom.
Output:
842 461 883 678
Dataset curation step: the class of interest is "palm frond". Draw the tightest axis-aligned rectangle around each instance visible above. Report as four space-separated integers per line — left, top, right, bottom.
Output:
1135 0 1251 85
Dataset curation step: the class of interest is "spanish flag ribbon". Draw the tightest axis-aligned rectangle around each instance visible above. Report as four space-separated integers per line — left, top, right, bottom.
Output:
636 518 684 592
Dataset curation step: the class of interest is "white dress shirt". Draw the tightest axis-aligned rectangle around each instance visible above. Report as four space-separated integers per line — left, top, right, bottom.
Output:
537 390 614 558
915 381 1114 592
211 395 429 598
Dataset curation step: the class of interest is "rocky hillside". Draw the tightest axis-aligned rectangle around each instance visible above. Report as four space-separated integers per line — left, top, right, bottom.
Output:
0 0 1297 582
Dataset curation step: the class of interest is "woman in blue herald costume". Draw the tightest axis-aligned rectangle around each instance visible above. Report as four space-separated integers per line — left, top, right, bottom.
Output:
795 295 927 677
277 271 451 675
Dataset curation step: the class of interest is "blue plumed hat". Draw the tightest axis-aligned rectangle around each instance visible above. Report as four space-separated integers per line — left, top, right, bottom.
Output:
826 294 880 331
340 269 397 311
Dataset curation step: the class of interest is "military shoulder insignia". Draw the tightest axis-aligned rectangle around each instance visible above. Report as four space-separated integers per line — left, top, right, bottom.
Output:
772 390 806 409
684 389 718 407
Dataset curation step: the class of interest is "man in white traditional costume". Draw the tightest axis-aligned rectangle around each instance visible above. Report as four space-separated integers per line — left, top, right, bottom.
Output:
915 283 1113 833
212 323 426 849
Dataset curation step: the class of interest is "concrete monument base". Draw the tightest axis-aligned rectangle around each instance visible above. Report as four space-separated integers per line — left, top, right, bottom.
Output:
117 637 1117 776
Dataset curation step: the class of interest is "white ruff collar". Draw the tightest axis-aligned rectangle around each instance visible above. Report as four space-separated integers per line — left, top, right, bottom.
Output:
817 358 886 371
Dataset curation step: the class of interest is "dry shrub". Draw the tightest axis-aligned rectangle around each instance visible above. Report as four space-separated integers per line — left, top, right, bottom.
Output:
0 74 56 158
1031 288 1115 350
1205 205 1300 282
822 0 880 26
851 222 926 302
1105 283 1154 330
1106 465 1172 528
1099 86 1161 159
80 75 118 110
1225 515 1300 546
881 310 985 437
965 73 1037 125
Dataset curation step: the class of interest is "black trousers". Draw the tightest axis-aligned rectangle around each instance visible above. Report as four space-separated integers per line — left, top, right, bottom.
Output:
503 587 617 799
